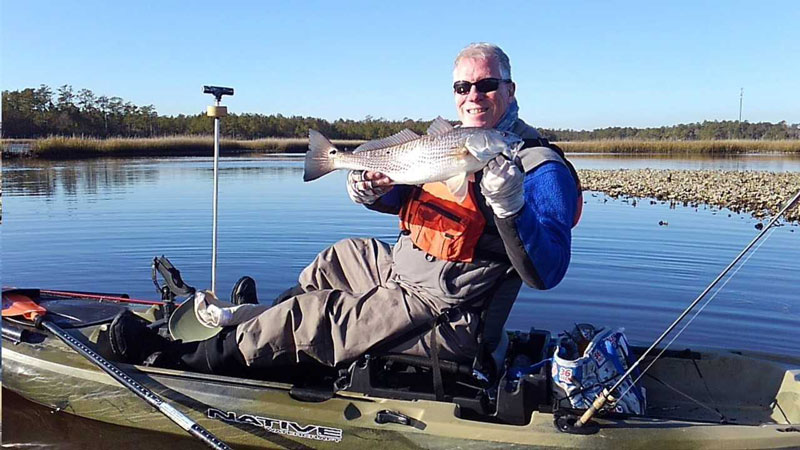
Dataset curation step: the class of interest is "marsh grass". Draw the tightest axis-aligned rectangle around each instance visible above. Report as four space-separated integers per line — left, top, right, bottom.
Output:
555 139 800 154
4 136 799 158
13 136 365 159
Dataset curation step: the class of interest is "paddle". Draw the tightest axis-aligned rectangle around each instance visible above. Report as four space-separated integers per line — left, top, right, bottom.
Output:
2 292 232 450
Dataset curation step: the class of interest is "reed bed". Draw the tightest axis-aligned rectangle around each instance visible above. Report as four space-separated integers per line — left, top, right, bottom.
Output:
556 139 800 154
3 137 799 159
10 136 365 159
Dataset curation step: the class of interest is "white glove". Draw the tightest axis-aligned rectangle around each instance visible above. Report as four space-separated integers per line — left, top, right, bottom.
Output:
193 290 265 328
194 290 233 328
480 156 524 218
346 170 392 205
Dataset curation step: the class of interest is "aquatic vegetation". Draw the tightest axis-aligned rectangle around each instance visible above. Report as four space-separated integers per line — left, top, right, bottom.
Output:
580 169 800 223
5 137 799 159
11 136 364 158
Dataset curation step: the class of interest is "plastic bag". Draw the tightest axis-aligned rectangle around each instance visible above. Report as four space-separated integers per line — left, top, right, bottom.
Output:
551 324 646 414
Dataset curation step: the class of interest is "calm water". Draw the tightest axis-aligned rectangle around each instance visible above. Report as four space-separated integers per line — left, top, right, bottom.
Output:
2 154 799 447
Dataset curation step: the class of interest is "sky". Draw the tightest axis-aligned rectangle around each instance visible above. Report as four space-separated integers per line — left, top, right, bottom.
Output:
1 0 799 130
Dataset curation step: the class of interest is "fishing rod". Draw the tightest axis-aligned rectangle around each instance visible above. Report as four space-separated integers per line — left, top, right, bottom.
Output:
39 289 165 306
570 188 800 432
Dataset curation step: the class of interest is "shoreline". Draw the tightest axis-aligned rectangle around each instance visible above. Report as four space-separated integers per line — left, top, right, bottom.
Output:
3 137 800 159
0 136 364 159
578 169 800 224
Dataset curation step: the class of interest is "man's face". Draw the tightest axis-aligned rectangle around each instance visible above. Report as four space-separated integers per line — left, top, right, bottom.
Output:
453 57 515 128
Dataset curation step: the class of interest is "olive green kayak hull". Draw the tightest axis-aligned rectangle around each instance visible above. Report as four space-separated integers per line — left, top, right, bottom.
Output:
3 323 799 449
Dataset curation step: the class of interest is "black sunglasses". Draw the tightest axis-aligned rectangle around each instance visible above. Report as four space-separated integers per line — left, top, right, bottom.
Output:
453 78 511 95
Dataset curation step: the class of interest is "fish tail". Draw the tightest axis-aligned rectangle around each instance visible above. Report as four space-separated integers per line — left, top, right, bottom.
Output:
305 129 338 182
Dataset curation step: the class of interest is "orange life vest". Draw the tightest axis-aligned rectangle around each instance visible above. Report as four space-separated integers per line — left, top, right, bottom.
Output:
400 143 583 263
399 181 486 263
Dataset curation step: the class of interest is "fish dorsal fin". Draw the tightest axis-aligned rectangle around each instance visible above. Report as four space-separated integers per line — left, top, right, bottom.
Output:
354 129 420 153
427 116 455 136
444 173 469 203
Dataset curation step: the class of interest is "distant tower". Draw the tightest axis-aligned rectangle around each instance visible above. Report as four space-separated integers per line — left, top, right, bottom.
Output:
737 88 744 139
739 88 743 122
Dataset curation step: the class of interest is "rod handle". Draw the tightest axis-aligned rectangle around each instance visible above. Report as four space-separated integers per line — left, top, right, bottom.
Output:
576 388 611 428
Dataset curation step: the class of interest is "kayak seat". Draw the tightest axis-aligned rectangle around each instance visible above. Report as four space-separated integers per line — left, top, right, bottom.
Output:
342 352 494 418
337 269 555 424
340 328 554 425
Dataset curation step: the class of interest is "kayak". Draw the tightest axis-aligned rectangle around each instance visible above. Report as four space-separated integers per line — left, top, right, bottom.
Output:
3 288 799 449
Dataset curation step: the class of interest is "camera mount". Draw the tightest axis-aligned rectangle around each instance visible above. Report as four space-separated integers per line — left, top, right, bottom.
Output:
203 85 234 103
203 84 234 293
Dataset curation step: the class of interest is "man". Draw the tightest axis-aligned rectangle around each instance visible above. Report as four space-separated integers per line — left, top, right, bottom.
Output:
107 43 579 377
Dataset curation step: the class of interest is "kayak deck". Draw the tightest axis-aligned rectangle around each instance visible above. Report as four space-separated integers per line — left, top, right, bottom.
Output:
3 290 799 449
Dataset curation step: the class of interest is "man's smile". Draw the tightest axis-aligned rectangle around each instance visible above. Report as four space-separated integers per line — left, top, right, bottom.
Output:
466 107 488 114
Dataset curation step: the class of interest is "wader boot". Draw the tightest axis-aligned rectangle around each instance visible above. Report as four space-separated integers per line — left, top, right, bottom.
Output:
231 276 258 305
107 310 172 364
107 310 249 375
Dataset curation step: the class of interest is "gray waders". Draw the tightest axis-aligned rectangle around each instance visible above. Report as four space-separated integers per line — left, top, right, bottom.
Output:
231 236 511 370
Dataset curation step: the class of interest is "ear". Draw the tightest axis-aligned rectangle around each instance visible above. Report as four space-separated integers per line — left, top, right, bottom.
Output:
507 81 516 100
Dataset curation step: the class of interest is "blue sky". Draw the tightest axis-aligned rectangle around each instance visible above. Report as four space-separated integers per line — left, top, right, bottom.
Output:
2 0 798 130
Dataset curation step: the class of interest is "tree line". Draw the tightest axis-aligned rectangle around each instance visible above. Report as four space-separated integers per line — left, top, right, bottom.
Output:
3 85 799 141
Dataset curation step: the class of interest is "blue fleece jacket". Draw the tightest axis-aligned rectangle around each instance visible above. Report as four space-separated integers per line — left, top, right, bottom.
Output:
514 161 577 288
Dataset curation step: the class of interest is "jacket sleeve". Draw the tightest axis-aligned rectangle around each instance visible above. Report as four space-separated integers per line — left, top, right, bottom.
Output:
365 185 415 215
494 161 577 289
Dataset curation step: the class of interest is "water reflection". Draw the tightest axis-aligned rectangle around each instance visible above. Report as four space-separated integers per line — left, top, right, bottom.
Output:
3 157 305 197
5 153 799 199
3 158 160 197
1 389 207 449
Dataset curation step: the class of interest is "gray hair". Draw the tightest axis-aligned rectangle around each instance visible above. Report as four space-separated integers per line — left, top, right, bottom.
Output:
453 43 512 80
